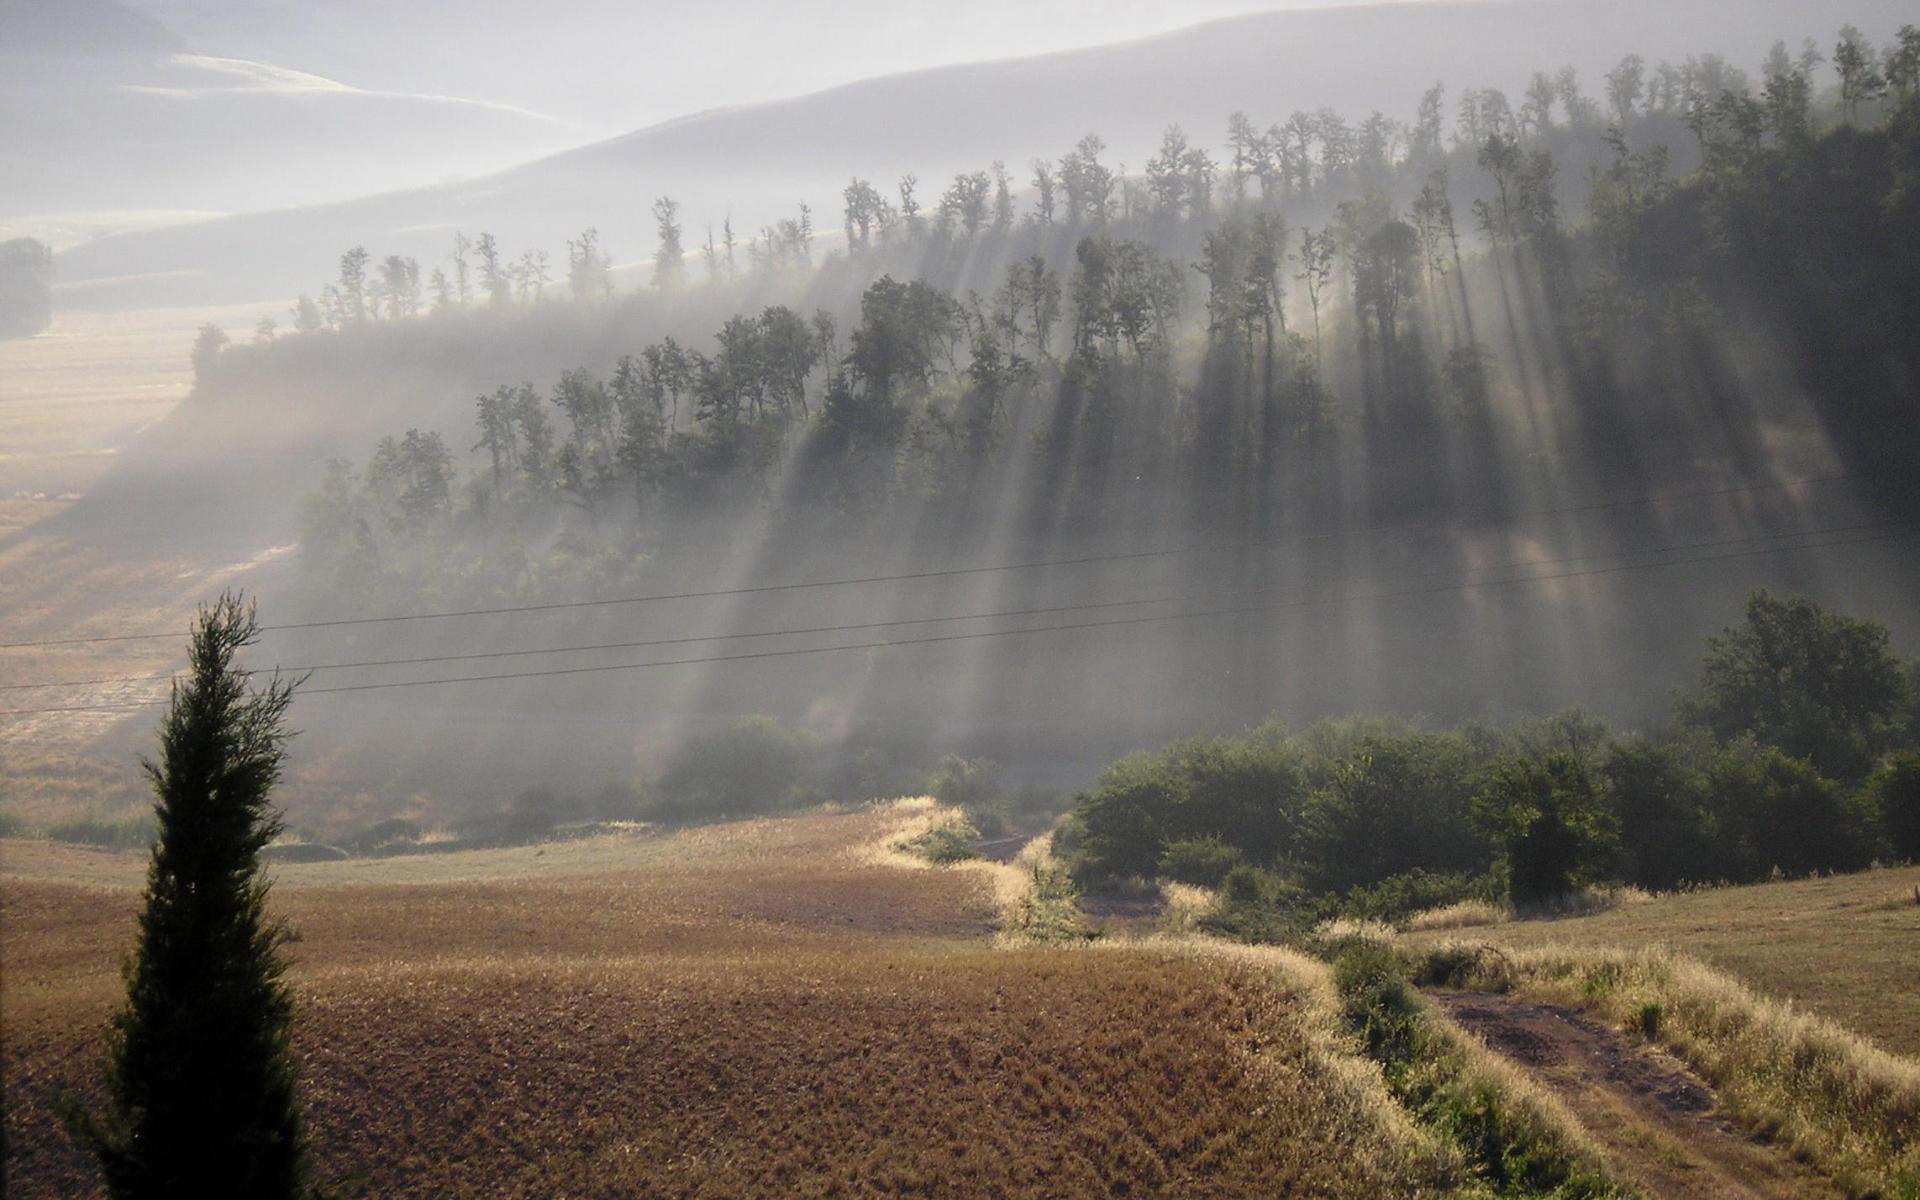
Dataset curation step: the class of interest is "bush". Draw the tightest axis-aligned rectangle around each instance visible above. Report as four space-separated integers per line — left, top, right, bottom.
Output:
1602 737 1721 888
588 780 649 822
1158 837 1243 887
48 815 155 850
339 817 422 855
1473 753 1617 906
927 755 1008 834
1331 869 1499 923
1298 734 1488 893
1220 863 1266 906
1706 745 1875 878
1868 750 1920 861
903 818 981 864
651 716 810 822
0 809 26 838
1070 724 1306 883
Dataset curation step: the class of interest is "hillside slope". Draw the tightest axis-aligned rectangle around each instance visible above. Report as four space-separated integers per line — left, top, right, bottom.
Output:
55 0 1911 307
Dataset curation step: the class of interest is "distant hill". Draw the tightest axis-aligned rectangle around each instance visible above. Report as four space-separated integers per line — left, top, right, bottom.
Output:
53 0 1914 308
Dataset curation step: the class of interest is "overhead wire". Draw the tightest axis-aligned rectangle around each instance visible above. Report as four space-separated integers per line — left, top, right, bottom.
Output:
3 519 1909 719
0 470 1881 651
0 516 1906 694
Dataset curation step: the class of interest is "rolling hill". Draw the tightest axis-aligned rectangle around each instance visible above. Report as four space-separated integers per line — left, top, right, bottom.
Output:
53 0 1914 309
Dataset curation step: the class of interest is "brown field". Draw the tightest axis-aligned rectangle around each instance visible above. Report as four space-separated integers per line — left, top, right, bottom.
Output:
0 302 290 824
1405 865 1920 1058
3 809 1433 1199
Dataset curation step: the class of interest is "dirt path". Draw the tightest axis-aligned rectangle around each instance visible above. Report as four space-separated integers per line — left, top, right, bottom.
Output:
1433 991 1841 1200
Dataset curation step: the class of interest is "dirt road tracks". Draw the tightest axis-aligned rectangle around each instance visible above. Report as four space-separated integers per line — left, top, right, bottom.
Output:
1435 991 1842 1200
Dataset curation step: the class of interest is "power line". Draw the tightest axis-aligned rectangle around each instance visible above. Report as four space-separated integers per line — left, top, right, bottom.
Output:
2 517 1902 693
4 522 1909 719
0 470 1879 651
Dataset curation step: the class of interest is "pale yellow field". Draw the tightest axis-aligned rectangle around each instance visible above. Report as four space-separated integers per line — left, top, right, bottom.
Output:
0 302 289 821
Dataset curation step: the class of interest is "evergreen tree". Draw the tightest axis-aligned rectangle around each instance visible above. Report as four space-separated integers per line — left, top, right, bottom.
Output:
67 596 311 1199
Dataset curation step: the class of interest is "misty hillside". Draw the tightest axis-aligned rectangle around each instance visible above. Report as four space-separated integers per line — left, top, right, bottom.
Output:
54 0 1912 307
0 0 575 225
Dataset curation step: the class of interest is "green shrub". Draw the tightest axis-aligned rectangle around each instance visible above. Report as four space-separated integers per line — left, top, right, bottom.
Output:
1328 869 1499 923
651 716 810 822
903 819 981 864
1220 863 1266 906
1602 737 1721 888
927 755 1008 834
1868 750 1920 861
48 814 155 850
589 780 650 822
340 817 422 855
1706 744 1875 878
0 809 26 838
1298 734 1488 893
1472 752 1617 906
1157 837 1243 887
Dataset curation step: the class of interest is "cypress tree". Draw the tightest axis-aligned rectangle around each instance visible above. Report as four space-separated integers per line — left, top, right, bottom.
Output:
68 595 311 1198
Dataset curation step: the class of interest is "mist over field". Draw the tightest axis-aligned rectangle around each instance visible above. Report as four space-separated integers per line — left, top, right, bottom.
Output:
5 2 1920 1196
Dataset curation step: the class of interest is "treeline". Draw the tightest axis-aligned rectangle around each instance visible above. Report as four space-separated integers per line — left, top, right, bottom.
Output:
277 24 1920 612
1060 590 1920 924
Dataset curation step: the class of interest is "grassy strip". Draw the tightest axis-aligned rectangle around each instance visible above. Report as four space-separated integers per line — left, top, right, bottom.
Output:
1329 941 1641 1200
1413 942 1920 1199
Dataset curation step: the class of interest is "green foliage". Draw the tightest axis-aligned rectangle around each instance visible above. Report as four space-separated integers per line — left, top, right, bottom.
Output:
1157 837 1243 887
1869 751 1920 861
1329 943 1629 1199
1601 737 1719 889
65 596 313 1199
927 754 1007 834
1331 869 1500 923
1220 863 1267 905
48 814 157 851
1298 733 1486 893
649 716 811 822
1678 590 1908 783
0 808 26 838
1705 744 1875 878
1473 753 1618 906
338 817 422 856
1070 725 1308 884
903 818 982 865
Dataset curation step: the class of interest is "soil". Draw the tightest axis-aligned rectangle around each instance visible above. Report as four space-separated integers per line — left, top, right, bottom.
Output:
1433 990 1843 1200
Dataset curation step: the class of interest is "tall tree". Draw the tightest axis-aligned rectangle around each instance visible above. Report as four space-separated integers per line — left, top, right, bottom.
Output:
66 596 311 1199
475 233 510 307
652 197 685 290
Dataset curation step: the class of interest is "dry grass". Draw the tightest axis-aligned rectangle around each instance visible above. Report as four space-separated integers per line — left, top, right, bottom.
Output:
1402 865 1920 1058
1417 941 1920 1197
2 808 1444 1198
1315 916 1400 943
1405 900 1508 932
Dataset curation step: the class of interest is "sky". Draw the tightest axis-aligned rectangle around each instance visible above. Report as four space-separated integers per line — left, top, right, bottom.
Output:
132 0 1436 136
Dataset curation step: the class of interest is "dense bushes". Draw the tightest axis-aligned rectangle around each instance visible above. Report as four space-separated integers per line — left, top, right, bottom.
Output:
649 716 812 822
1869 751 1920 862
1062 591 1918 914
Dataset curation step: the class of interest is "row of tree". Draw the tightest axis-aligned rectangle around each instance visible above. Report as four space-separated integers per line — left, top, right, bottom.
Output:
1063 591 1920 907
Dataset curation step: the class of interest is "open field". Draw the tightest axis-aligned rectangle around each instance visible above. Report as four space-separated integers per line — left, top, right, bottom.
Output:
3 809 1437 1199
0 301 294 824
1404 866 1920 1058
0 303 277 513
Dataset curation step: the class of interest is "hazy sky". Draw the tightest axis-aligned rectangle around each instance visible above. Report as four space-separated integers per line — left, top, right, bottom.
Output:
134 0 1436 135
